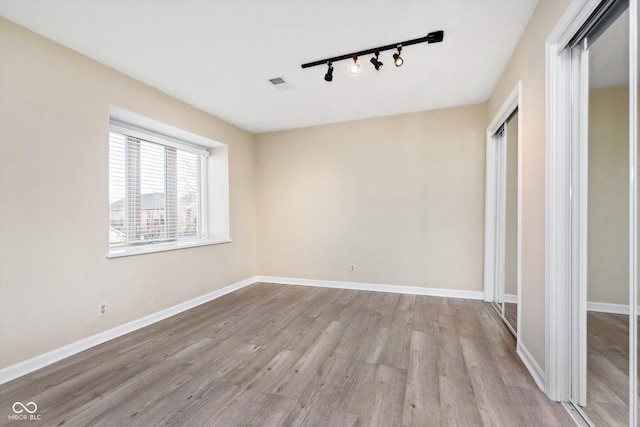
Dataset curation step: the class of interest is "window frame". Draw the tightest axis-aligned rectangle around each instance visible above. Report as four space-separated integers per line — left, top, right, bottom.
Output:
107 107 231 258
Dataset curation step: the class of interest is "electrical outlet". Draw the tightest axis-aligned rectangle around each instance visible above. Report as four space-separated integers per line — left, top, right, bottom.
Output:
98 302 107 317
350 264 356 272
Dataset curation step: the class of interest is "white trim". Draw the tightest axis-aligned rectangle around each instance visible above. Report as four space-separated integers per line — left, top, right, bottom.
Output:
107 238 231 258
504 293 517 304
0 276 257 385
110 122 210 157
547 1 602 53
587 302 636 315
487 83 521 134
517 341 546 392
109 106 224 150
516 90 523 347
545 1 601 402
484 137 498 302
628 3 639 425
256 276 485 300
570 40 590 406
545 41 573 402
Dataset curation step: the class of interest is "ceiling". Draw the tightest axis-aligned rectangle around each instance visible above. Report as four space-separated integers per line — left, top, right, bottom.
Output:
0 0 539 133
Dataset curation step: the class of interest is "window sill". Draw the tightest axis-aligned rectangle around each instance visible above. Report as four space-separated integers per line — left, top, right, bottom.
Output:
107 238 231 258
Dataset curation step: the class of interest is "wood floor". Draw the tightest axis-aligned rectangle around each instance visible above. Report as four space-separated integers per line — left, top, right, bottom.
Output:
504 303 517 333
583 311 634 426
0 283 574 426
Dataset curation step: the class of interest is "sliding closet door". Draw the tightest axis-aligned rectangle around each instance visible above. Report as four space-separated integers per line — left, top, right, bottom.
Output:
492 129 506 317
504 112 519 333
574 2 639 425
546 1 639 421
584 14 630 420
485 83 521 339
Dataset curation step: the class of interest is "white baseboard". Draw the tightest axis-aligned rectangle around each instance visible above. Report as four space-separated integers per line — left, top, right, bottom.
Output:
256 275 484 300
503 293 517 304
517 342 545 392
0 276 258 385
587 301 636 315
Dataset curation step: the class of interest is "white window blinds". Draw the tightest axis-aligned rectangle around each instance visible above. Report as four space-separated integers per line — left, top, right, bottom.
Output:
109 127 207 248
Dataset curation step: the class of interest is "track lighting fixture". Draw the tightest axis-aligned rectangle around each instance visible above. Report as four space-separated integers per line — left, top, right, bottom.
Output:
370 52 383 70
324 62 333 81
393 46 404 67
301 30 443 82
349 56 360 75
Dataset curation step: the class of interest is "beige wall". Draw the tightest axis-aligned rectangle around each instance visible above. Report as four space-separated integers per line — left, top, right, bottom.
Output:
587 85 630 306
488 0 572 371
256 104 487 291
0 18 257 368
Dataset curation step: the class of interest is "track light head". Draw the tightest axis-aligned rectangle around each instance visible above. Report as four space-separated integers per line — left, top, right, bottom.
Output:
370 52 383 71
324 62 334 82
393 46 404 67
349 56 360 75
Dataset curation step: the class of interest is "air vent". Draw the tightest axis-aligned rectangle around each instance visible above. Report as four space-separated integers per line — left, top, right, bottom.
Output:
267 76 295 92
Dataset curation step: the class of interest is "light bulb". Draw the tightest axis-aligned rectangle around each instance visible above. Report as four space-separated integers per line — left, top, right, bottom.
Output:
393 46 404 67
393 53 404 67
349 56 360 74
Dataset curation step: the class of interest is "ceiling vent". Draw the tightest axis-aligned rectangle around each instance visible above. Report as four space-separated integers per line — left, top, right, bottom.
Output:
267 76 295 92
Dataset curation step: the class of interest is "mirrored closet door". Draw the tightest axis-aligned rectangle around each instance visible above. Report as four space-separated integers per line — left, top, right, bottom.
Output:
582 7 630 423
485 86 520 339
563 0 639 425
503 111 519 334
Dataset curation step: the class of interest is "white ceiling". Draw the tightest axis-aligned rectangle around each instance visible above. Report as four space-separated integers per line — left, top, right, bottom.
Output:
0 0 539 133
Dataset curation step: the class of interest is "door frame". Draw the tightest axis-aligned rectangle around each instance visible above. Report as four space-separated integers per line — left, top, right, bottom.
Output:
545 0 601 403
484 81 522 341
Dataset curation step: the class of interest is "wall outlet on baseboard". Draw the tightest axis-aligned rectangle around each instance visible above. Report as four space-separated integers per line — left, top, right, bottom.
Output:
350 264 355 272
98 302 108 317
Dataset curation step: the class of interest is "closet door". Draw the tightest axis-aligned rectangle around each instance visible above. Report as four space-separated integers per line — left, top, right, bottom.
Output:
545 1 639 420
583 17 630 420
571 2 638 425
485 84 521 340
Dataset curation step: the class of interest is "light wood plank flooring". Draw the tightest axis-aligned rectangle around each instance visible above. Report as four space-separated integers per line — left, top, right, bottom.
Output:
0 283 574 426
504 302 517 333
583 311 634 426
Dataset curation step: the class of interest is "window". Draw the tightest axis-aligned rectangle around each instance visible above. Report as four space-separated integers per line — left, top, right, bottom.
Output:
108 107 230 258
